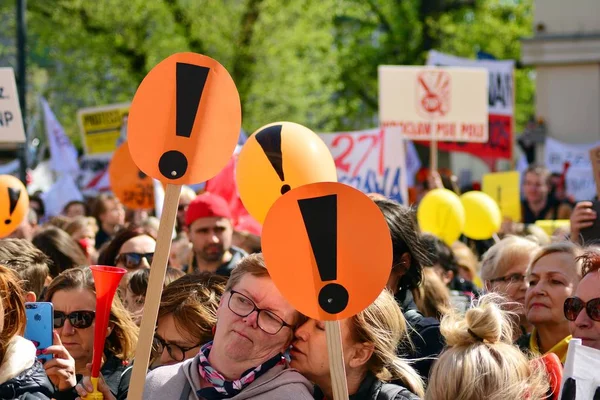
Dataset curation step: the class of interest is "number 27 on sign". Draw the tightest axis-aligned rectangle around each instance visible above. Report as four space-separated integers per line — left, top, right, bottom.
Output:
331 129 385 177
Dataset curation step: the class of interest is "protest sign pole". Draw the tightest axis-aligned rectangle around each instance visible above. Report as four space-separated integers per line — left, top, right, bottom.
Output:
127 184 180 399
430 137 438 172
325 321 349 400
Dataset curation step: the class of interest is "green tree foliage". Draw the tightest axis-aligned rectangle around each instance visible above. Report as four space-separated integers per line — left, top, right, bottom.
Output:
0 0 533 150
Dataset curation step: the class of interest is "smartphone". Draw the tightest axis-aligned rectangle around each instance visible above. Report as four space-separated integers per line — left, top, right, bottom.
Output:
579 201 600 245
24 302 54 363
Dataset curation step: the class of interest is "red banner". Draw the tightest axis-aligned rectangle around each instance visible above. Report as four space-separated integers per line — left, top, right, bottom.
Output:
417 114 512 160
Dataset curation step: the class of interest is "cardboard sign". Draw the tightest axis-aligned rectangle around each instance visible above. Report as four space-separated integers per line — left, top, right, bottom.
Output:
262 182 392 321
77 103 130 155
128 52 241 184
545 137 600 201
379 66 488 142
0 68 25 143
590 145 600 199
108 142 154 210
559 339 600 399
0 175 29 238
482 171 521 222
318 128 408 204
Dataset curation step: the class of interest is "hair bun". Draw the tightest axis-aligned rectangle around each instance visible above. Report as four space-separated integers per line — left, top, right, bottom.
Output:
441 294 514 347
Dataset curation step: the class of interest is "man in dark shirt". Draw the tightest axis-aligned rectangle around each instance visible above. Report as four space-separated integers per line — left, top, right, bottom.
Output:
183 193 247 277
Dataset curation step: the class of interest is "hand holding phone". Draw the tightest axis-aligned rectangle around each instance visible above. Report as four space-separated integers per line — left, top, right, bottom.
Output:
573 201 600 244
43 331 77 391
24 302 54 363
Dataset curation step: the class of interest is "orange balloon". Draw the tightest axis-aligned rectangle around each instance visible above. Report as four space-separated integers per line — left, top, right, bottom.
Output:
128 52 241 184
261 182 392 320
0 175 29 238
108 142 154 210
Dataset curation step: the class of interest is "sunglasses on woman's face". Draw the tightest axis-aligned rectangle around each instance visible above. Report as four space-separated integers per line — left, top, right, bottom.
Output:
564 297 600 322
53 310 96 329
115 252 154 269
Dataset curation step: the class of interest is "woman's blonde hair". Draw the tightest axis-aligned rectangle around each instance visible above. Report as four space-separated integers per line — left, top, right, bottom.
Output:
425 294 548 400
44 267 139 360
481 236 540 281
452 241 479 280
350 290 425 398
526 242 583 277
416 268 451 320
64 216 98 237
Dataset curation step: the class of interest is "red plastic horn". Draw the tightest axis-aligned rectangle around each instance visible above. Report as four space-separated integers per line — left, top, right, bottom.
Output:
90 266 126 379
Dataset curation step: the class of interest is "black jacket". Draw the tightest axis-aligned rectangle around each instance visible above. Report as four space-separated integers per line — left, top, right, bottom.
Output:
55 353 131 400
395 288 445 383
0 361 54 400
313 373 420 400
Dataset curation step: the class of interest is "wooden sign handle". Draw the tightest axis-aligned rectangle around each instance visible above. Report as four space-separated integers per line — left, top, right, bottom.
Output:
430 138 438 172
127 184 182 400
325 320 349 400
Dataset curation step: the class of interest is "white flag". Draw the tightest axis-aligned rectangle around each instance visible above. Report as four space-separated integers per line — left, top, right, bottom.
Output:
41 97 80 175
41 173 83 217
153 179 165 219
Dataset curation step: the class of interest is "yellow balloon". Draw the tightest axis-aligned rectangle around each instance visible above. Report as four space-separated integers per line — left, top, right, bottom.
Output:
460 191 502 240
236 122 337 223
417 188 465 246
0 175 29 238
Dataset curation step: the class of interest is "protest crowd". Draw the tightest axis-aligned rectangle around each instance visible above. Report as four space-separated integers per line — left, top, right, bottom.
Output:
3 1 600 399
0 156 599 400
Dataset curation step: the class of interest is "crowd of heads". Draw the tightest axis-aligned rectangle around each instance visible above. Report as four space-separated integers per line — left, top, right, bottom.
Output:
1 167 600 399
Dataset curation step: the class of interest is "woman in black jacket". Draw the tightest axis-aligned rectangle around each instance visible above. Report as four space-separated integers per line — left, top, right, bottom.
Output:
290 290 424 400
0 265 54 400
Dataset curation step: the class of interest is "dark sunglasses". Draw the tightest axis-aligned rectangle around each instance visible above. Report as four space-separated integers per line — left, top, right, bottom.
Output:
564 297 600 322
54 310 96 329
115 252 154 269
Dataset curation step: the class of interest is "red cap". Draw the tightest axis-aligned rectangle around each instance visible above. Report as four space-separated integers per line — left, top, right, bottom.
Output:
185 193 232 226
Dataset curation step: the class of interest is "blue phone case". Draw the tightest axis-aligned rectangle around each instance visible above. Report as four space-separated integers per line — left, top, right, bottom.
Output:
24 302 54 363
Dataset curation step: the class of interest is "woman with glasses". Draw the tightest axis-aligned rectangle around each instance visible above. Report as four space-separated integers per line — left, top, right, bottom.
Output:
517 242 583 363
290 290 424 400
144 253 313 399
565 250 600 350
480 235 540 339
152 273 226 367
44 267 139 399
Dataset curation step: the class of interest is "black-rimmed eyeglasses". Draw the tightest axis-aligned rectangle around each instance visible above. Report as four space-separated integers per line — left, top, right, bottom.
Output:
152 334 201 362
228 290 292 335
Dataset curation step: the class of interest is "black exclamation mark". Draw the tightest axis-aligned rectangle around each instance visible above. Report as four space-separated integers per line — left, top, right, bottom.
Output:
560 377 575 400
158 63 210 180
298 194 349 314
5 187 20 225
256 125 291 195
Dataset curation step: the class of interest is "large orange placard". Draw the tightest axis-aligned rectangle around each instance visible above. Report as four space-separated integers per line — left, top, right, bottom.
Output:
108 142 154 210
261 182 392 320
127 52 241 184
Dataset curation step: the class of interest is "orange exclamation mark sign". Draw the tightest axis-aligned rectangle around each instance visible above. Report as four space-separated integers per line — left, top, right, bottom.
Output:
255 125 291 195
4 187 20 225
297 194 349 314
158 63 210 180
